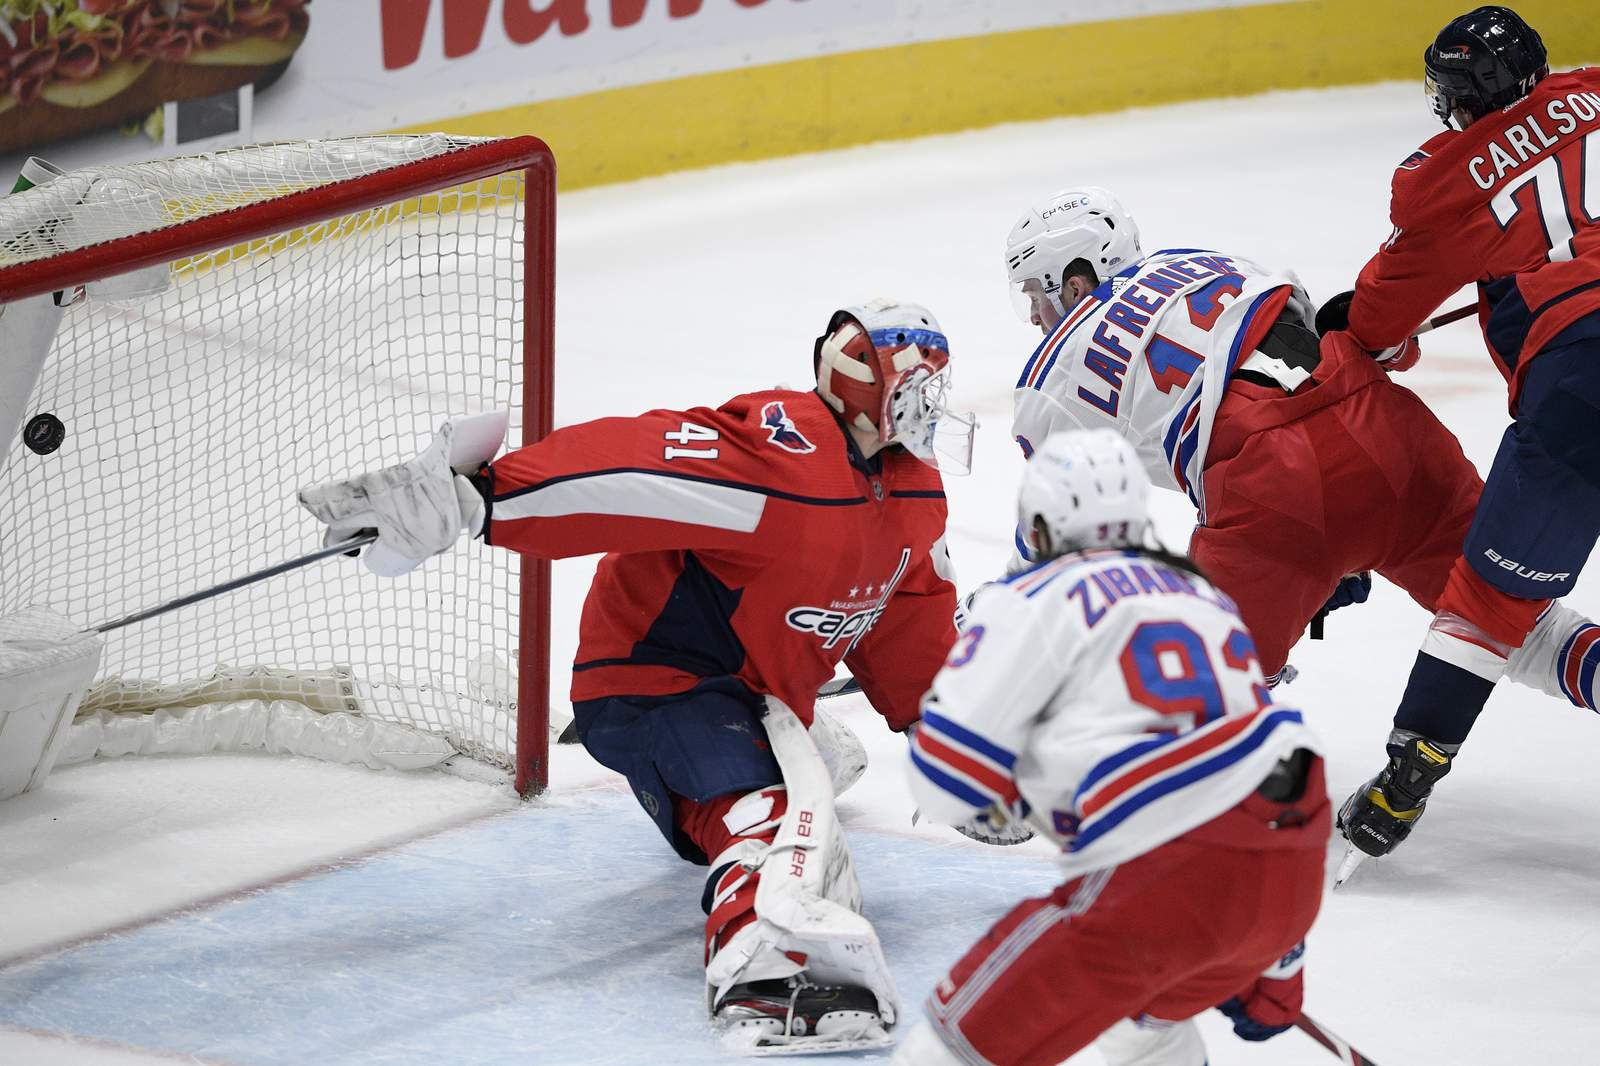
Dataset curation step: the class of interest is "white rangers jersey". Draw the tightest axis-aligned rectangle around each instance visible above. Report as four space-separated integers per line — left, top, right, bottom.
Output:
908 549 1322 880
1011 249 1315 522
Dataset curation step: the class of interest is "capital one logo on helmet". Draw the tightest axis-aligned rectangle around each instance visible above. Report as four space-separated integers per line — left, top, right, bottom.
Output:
785 549 911 653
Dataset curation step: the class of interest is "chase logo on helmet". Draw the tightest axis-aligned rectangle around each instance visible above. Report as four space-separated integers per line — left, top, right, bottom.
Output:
760 400 815 454
1041 195 1092 220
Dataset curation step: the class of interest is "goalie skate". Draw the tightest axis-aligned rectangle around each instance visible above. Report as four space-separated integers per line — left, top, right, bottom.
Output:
714 975 892 1055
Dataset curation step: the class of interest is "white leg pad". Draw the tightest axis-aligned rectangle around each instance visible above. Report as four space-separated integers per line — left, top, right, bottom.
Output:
809 702 868 797
706 697 899 1026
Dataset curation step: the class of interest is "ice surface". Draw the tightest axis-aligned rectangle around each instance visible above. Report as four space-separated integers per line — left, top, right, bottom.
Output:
4 81 1600 1064
0 786 1062 1066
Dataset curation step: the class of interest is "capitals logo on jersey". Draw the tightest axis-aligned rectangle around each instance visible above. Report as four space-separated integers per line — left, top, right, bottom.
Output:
761 401 815 454
785 549 911 652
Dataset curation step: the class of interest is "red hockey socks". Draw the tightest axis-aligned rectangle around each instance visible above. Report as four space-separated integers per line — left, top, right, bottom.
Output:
675 787 790 965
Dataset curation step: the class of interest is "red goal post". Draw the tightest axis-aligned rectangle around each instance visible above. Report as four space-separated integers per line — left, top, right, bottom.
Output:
0 135 556 796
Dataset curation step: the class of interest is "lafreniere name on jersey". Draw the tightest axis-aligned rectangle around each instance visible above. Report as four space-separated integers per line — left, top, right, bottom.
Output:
1077 255 1244 419
1466 90 1600 191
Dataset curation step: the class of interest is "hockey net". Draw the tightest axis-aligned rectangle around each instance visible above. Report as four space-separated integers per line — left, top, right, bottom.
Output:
0 135 554 795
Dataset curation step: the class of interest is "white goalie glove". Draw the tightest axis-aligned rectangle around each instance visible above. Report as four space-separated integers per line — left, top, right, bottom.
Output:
297 412 506 577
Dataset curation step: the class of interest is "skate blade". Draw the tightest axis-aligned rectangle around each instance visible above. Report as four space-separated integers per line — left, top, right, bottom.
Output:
1332 844 1367 889
720 1017 892 1056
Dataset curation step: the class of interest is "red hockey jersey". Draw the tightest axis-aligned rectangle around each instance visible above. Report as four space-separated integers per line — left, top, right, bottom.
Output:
1348 69 1600 407
482 388 958 730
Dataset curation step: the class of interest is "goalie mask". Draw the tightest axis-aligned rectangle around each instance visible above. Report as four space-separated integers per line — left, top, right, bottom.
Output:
1005 187 1141 327
1018 429 1150 559
814 299 976 475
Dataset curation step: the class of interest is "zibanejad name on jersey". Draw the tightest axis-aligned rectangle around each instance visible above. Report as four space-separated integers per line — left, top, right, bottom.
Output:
1054 551 1241 629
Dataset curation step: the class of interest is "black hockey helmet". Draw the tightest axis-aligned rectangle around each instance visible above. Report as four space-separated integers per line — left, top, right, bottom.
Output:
1424 7 1548 129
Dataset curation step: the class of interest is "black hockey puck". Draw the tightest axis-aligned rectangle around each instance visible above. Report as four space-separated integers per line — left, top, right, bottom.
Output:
23 413 65 455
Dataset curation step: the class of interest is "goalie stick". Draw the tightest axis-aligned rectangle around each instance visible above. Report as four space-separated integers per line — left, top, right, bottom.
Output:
1297 1011 1383 1065
90 410 508 635
91 532 377 634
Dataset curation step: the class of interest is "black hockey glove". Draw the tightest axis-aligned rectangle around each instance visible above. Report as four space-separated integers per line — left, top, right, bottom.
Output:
1314 289 1354 336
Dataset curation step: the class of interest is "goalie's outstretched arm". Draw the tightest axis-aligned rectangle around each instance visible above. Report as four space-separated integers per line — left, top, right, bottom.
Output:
300 403 785 575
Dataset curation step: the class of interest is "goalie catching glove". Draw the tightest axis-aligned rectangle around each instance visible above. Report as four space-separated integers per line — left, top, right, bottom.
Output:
298 416 499 577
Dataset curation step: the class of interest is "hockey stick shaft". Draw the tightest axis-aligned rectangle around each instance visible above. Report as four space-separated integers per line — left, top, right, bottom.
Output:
1415 302 1475 335
91 533 377 635
818 675 862 699
1296 1012 1381 1065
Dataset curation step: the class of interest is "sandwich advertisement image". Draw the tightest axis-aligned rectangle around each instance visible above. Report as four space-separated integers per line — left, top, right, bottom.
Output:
0 1 311 154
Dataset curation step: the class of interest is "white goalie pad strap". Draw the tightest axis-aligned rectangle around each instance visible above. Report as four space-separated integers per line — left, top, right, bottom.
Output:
0 607 104 800
722 788 785 837
725 697 899 1024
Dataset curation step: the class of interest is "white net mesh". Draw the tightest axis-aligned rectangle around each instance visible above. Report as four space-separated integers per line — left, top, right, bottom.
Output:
0 135 533 773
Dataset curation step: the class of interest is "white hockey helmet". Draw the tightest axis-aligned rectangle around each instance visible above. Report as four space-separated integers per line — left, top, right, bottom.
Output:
1004 187 1141 324
1018 429 1150 558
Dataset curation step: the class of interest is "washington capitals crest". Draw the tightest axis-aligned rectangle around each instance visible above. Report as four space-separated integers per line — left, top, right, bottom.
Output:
761 401 815 454
1398 149 1431 171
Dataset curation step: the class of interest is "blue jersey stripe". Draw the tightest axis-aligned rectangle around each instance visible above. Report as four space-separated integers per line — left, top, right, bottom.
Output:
1023 566 1076 599
1016 331 1055 389
1031 304 1101 390
922 710 1018 770
1071 708 1303 852
1580 635 1600 710
910 746 992 808
1223 288 1286 378
1076 729 1179 802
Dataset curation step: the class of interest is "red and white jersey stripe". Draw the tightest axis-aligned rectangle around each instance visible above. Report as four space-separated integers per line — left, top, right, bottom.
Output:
909 549 1322 879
